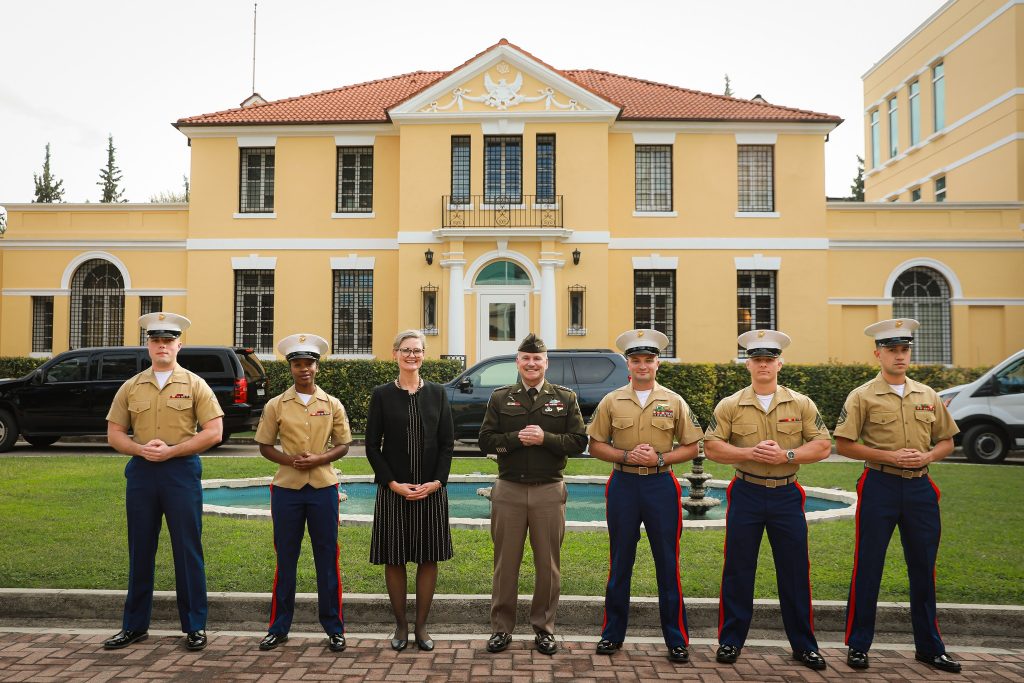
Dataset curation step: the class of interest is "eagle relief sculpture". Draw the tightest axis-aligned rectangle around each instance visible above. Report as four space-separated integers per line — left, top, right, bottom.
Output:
422 67 585 113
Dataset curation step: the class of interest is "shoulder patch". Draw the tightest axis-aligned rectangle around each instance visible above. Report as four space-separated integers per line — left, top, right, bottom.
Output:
815 412 827 431
689 411 702 430
836 405 848 426
708 413 718 432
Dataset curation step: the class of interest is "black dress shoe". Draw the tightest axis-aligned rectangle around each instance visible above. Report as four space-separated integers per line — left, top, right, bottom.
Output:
595 639 622 655
847 648 869 669
668 645 689 663
259 633 288 651
535 632 557 656
185 630 207 651
793 649 826 670
716 644 741 663
327 633 346 652
916 652 962 673
391 635 408 651
102 629 148 650
416 636 434 652
486 632 512 653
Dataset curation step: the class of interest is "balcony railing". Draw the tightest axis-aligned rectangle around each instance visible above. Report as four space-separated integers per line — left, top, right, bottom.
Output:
441 195 563 229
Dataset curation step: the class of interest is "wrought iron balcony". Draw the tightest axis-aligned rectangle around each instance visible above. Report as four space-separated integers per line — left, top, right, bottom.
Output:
441 195 563 229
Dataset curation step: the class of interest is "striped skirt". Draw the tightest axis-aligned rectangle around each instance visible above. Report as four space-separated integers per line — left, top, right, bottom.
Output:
369 484 454 565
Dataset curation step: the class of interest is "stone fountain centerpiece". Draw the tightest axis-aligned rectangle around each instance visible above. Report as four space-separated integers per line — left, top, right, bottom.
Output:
681 442 721 516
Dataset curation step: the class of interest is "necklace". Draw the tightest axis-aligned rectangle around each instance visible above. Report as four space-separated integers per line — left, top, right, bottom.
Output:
395 377 424 394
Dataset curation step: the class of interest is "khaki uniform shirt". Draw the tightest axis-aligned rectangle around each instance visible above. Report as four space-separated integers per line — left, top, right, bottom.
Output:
255 386 353 489
106 365 224 446
704 386 831 478
587 382 703 454
833 373 958 451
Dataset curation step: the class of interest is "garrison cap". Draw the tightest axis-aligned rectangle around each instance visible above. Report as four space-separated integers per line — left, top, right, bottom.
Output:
278 333 329 361
139 312 190 339
518 333 547 353
615 328 669 356
864 318 919 347
738 329 791 357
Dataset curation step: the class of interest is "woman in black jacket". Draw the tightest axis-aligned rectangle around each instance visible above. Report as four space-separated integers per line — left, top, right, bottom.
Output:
365 329 454 652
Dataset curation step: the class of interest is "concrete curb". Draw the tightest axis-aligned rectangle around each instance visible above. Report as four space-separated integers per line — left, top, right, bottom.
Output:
2 589 1021 640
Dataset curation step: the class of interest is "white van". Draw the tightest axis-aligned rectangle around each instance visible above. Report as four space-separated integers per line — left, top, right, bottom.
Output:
938 349 1024 463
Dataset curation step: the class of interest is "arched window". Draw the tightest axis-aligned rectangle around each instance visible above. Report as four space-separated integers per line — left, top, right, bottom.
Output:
474 260 531 286
70 258 125 348
891 266 951 364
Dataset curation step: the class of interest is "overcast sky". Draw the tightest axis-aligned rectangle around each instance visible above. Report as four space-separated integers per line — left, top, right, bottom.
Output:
0 0 946 204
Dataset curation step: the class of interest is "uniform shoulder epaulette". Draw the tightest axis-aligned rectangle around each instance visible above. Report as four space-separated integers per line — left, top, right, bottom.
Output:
495 384 516 391
552 384 573 392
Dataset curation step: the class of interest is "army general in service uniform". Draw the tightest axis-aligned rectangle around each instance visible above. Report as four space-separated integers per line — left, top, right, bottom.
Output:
478 333 587 656
104 312 224 652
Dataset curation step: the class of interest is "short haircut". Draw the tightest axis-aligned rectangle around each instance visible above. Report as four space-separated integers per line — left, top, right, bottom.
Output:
392 329 427 352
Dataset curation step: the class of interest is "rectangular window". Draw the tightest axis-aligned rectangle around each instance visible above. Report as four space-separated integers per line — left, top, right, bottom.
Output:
333 270 373 354
935 176 946 202
909 81 920 146
888 97 898 158
738 145 774 212
634 270 675 357
336 146 373 213
239 147 275 213
451 136 471 204
421 284 438 336
31 296 54 353
234 270 274 354
870 110 880 168
484 135 522 203
536 134 556 203
138 296 163 345
736 270 777 357
933 62 945 131
911 187 922 202
634 145 673 212
568 285 586 335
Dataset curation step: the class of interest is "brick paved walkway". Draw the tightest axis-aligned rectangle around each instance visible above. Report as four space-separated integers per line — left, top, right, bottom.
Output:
1 630 1022 682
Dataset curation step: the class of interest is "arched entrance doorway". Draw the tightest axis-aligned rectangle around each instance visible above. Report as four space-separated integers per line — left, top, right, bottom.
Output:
69 258 125 348
474 260 532 358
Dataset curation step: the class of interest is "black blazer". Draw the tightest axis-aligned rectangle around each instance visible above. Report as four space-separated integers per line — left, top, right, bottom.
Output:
364 381 455 485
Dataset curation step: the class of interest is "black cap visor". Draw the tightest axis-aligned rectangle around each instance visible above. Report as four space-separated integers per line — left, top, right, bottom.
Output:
746 347 781 358
146 330 182 339
286 351 321 361
875 336 914 347
625 345 661 357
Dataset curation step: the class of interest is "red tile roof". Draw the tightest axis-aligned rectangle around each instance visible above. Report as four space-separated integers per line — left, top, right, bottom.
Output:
176 42 841 126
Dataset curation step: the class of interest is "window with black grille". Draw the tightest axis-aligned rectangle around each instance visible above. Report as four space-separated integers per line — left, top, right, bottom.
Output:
234 270 274 354
892 266 952 364
484 135 522 203
336 146 373 213
568 285 586 335
69 259 124 349
536 134 556 204
633 270 675 356
333 270 373 354
935 176 946 202
736 270 777 356
451 136 471 204
31 296 53 353
421 284 438 335
738 145 774 212
635 145 672 212
138 296 163 345
239 147 275 213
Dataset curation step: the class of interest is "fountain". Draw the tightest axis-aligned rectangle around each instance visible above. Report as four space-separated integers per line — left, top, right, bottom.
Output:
680 442 721 517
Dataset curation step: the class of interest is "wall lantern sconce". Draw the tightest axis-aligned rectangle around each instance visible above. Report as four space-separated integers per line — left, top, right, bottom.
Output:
572 248 581 266
424 248 434 266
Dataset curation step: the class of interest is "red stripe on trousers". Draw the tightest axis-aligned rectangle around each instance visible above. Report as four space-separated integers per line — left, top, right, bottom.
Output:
928 476 943 639
795 481 815 633
600 471 614 633
717 477 736 639
335 484 344 627
268 483 279 628
844 469 869 644
670 473 688 644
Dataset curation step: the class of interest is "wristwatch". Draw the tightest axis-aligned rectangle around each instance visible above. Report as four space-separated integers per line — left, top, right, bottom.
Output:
657 452 665 467
786 449 796 463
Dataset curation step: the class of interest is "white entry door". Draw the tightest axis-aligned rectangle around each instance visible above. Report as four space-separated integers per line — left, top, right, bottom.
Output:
478 292 529 359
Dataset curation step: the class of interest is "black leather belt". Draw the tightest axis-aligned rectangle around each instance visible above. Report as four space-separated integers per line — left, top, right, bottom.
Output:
735 470 797 488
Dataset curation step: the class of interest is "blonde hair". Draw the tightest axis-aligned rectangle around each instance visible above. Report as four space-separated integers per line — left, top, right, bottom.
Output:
392 329 427 352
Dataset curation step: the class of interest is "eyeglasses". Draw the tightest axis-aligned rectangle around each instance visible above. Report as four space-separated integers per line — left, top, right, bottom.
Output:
398 348 425 357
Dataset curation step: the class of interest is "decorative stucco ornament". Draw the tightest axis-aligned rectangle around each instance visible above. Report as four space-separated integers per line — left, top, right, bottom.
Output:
422 69 586 113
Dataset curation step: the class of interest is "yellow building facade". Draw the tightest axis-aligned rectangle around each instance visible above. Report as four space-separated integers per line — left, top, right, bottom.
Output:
1 39 1022 367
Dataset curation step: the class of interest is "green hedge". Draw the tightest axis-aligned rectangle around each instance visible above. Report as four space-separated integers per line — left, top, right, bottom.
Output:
0 357 46 380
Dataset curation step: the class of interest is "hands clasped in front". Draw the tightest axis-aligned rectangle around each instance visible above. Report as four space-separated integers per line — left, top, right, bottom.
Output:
891 447 931 468
139 439 175 462
289 451 330 470
750 439 788 465
388 480 442 501
623 443 659 467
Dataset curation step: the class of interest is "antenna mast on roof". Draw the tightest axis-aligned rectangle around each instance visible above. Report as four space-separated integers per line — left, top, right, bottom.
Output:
251 2 257 94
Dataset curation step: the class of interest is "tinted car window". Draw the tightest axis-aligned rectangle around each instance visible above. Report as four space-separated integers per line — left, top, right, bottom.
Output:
470 360 519 388
99 353 138 380
996 358 1024 395
545 358 565 385
572 357 615 384
178 354 227 375
45 356 89 383
237 352 266 381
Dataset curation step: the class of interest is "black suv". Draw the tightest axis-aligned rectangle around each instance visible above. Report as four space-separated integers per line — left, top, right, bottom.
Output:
445 349 629 442
0 346 268 452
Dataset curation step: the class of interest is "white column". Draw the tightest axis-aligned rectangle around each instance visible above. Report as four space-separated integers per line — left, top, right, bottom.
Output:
443 259 466 356
538 258 564 346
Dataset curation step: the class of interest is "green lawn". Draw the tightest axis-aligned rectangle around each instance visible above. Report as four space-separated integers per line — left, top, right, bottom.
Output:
0 456 1020 604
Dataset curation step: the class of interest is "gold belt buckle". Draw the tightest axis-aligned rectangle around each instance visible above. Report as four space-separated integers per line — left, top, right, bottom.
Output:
765 478 777 489
902 469 915 479
638 466 649 476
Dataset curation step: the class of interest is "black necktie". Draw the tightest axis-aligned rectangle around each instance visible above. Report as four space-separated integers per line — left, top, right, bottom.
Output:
527 387 538 401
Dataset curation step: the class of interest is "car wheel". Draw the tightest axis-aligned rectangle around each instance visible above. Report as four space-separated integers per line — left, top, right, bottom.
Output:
963 424 1009 464
24 435 60 448
0 410 19 453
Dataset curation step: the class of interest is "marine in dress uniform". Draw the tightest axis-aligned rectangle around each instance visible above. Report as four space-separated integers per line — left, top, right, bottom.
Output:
703 330 832 671
586 329 703 664
835 319 961 673
103 313 224 652
478 333 588 656
254 334 352 653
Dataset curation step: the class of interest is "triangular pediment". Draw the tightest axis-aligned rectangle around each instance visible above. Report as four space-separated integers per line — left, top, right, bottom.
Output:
390 41 620 121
